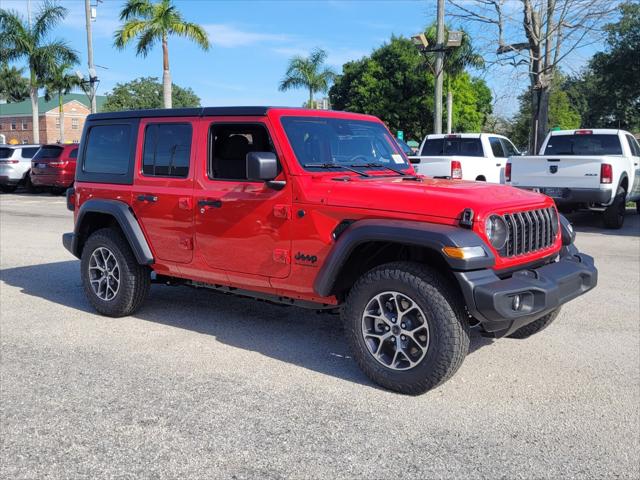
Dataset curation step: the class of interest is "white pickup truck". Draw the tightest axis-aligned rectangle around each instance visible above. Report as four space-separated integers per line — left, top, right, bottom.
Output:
408 133 520 183
507 129 640 228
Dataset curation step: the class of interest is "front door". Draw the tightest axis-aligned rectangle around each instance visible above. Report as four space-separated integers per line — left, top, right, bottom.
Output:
194 118 291 279
131 118 195 264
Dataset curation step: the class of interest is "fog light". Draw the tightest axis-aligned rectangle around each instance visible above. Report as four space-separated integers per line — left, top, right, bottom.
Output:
512 294 522 311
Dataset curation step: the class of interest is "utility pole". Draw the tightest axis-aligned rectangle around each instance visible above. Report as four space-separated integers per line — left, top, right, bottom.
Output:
84 0 97 114
434 0 445 134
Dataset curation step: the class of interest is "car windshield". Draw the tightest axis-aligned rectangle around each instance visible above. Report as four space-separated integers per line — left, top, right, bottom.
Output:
544 134 622 155
420 137 483 157
281 116 409 170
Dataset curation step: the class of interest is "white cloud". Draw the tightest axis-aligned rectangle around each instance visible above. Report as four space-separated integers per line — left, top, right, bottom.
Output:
204 24 293 48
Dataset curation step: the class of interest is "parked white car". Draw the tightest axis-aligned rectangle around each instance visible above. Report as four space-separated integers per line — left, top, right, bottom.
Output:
507 128 640 228
409 133 520 183
0 144 41 193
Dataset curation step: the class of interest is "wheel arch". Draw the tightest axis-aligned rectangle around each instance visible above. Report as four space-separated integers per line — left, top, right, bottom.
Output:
72 199 154 265
313 219 494 299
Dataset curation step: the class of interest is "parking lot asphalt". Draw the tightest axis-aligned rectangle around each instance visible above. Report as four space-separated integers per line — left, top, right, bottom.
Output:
1 192 639 479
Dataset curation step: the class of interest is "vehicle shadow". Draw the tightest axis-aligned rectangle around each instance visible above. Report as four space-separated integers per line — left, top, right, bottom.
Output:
0 260 493 389
565 208 639 237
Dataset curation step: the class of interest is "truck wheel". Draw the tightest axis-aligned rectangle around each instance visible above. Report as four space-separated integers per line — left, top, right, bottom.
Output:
81 228 150 317
508 308 561 339
342 262 470 395
0 184 17 193
603 187 626 229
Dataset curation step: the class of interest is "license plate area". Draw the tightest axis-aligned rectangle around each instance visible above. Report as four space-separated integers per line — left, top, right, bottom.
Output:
542 187 564 198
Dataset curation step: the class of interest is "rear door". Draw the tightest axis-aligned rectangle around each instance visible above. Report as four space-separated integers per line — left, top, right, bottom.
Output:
130 118 196 264
488 136 507 182
623 134 640 197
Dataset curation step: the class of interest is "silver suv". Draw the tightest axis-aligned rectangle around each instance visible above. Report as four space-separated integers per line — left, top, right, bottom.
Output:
0 144 41 192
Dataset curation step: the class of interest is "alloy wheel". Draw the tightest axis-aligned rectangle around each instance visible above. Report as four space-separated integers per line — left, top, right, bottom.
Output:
88 247 121 301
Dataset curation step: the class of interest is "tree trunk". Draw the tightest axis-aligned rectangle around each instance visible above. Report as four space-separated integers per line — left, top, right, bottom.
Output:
162 35 172 109
446 76 453 134
309 88 313 109
58 93 65 143
30 78 39 144
529 85 550 154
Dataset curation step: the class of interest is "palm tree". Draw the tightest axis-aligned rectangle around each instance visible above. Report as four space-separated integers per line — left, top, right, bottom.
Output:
425 26 484 132
44 62 81 143
0 63 30 103
0 1 78 143
114 0 210 109
279 48 336 108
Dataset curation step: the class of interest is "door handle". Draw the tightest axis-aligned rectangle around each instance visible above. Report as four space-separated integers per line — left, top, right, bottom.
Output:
136 194 157 202
198 198 222 209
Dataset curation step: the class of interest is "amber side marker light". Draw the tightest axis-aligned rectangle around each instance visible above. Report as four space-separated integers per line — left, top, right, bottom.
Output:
442 246 486 260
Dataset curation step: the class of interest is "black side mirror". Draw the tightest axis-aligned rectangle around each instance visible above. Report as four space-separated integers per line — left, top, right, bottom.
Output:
409 157 421 164
246 151 285 190
247 151 278 181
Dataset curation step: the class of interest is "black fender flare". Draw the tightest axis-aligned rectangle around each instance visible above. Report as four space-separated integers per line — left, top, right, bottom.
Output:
70 199 154 265
313 219 494 297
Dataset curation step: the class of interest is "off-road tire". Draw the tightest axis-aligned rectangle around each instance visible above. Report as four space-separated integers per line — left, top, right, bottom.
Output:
81 228 150 317
508 308 561 339
0 184 17 193
343 261 470 395
603 187 626 229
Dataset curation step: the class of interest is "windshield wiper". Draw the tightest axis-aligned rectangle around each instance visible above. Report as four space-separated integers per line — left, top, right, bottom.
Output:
305 163 370 177
349 162 419 179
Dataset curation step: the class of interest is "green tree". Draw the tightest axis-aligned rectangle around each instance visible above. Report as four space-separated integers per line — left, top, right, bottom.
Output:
0 63 29 102
565 2 639 131
0 1 79 143
279 48 336 108
43 62 81 143
114 0 210 109
102 76 200 112
329 36 492 140
508 74 581 150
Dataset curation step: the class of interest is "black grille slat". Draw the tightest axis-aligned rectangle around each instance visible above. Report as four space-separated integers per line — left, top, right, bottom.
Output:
499 207 556 258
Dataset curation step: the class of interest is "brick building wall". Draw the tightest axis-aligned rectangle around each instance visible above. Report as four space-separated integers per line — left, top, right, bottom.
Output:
0 100 90 145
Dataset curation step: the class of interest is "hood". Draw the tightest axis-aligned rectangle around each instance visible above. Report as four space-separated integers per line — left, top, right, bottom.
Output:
322 175 552 220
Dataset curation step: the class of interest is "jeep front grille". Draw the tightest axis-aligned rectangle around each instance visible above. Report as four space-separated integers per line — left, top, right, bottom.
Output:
501 207 557 257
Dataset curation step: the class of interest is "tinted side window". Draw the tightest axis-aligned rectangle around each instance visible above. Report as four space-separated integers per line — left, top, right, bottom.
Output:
143 123 192 177
544 134 622 155
83 125 132 174
209 123 277 180
489 137 506 157
420 138 483 157
625 134 640 157
500 138 518 157
69 148 79 159
21 147 40 158
0 148 13 159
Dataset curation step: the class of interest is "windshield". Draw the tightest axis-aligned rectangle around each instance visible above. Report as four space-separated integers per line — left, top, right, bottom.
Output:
420 137 483 157
544 134 622 155
281 116 409 170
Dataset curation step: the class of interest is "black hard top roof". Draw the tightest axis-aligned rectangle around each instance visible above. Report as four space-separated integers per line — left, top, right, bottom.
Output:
87 106 272 121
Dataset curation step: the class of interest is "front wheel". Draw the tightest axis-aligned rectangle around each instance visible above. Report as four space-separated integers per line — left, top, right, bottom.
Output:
603 187 626 229
342 262 470 395
81 228 150 317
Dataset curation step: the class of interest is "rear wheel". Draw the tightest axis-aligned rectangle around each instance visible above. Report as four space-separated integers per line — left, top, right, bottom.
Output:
636 201 640 215
508 308 561 339
0 184 17 193
342 261 470 395
81 228 150 317
603 186 626 229
24 174 41 193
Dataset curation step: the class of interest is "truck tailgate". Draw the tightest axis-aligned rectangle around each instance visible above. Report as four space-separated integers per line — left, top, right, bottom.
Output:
410 156 458 178
509 155 609 189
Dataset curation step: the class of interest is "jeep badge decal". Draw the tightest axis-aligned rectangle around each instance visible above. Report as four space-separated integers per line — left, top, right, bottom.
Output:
294 252 318 265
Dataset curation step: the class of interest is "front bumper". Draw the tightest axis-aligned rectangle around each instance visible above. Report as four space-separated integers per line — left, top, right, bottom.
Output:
455 244 597 337
518 186 613 206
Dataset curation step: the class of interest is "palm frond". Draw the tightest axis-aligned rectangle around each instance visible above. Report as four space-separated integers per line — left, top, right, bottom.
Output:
33 1 68 43
120 0 153 21
114 20 150 50
170 21 210 50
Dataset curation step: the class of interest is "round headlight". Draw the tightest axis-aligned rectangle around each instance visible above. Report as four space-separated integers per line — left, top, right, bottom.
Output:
485 214 508 250
549 207 559 237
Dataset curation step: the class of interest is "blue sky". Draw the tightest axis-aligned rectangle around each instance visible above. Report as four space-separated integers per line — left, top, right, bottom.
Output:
3 0 606 116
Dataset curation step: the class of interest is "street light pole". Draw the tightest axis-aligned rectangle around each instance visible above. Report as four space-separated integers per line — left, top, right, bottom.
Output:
434 0 445 134
84 0 97 114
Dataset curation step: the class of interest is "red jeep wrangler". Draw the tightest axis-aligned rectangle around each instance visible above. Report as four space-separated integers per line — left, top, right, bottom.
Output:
63 107 597 394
